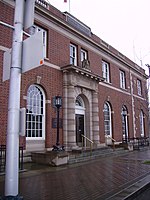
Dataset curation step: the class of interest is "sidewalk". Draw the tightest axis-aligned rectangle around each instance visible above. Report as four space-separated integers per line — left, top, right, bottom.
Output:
0 148 150 200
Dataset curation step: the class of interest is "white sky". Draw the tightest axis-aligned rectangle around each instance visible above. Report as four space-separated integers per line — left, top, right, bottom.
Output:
47 0 150 74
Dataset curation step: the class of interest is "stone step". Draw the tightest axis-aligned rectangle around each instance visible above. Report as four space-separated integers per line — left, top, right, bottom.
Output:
68 147 129 164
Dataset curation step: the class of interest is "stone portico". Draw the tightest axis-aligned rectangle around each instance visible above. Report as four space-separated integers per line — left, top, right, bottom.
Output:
61 65 104 150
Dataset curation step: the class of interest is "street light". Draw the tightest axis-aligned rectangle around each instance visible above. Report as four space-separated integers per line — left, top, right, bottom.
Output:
52 96 64 151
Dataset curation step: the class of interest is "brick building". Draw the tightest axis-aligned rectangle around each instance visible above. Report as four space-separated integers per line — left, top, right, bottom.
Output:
0 0 149 154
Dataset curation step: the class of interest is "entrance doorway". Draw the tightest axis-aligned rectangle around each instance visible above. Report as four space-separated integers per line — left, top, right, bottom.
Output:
76 114 84 146
75 96 85 146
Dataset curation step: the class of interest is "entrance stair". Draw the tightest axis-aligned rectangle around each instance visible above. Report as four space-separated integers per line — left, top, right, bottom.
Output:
68 146 129 165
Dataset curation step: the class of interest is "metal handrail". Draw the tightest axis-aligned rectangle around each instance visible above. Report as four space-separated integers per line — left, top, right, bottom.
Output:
81 134 94 144
106 134 116 142
105 134 116 150
81 134 94 156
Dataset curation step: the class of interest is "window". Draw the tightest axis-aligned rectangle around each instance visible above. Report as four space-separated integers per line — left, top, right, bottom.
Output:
137 79 142 96
70 44 77 65
120 70 126 89
102 61 110 83
75 96 85 115
75 96 85 109
140 110 144 137
26 85 45 139
81 49 87 62
121 106 128 140
30 25 47 58
103 102 112 136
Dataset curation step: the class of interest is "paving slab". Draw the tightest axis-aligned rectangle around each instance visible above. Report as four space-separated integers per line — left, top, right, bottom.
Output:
0 148 150 200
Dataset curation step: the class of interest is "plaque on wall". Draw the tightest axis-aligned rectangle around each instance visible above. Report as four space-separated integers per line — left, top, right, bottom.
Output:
52 118 63 128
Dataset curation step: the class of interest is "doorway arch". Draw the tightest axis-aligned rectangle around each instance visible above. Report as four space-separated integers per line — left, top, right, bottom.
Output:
61 65 101 149
75 96 85 146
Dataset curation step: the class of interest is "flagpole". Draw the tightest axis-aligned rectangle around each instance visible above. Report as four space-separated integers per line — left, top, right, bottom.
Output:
69 0 70 13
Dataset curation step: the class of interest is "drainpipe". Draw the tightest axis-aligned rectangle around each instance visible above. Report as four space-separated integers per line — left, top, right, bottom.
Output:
145 64 150 148
130 69 136 138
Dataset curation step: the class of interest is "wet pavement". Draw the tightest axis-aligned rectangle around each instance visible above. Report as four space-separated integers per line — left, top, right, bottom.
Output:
133 187 150 200
0 148 150 200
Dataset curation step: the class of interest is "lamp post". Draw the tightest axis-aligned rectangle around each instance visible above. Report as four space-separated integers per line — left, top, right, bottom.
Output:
52 96 64 151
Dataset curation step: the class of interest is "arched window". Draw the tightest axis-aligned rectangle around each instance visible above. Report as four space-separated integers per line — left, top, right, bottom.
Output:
121 106 128 140
103 102 112 136
75 96 85 115
140 110 144 137
26 85 45 139
75 96 85 107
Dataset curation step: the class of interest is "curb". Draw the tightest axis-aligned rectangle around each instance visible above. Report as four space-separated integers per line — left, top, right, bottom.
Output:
106 175 150 200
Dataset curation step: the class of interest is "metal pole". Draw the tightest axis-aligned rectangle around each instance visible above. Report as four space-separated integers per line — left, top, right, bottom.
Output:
4 0 24 198
69 0 71 13
56 107 60 146
148 66 150 148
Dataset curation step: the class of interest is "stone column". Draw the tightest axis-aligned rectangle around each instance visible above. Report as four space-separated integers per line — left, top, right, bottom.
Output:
92 91 100 145
62 71 68 148
67 85 77 148
62 84 68 148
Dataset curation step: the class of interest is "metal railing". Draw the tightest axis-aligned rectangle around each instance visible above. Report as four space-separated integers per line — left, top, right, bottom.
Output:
0 145 6 173
122 137 149 150
0 145 24 173
81 134 94 156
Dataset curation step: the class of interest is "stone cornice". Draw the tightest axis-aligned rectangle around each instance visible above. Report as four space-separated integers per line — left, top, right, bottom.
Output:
61 65 104 83
35 3 147 78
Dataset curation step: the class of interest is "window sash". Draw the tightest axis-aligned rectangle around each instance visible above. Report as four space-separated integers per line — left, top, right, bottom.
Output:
121 107 128 138
137 80 142 95
81 49 87 61
102 61 110 83
120 71 126 89
140 111 144 136
104 103 111 136
26 114 43 138
70 44 77 65
26 85 45 139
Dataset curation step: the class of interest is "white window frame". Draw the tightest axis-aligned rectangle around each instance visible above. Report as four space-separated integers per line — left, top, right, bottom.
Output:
120 70 126 89
103 102 112 137
121 106 128 139
30 25 47 58
137 79 142 96
102 61 110 83
26 84 45 140
75 96 85 115
140 110 144 137
81 49 87 62
70 44 77 66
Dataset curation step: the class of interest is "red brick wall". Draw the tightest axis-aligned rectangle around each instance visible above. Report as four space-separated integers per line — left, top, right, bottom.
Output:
0 1 149 149
0 1 14 48
47 28 70 67
0 51 9 144
20 65 63 148
99 84 134 143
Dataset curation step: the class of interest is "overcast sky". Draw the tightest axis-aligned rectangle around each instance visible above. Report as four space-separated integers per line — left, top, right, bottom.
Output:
47 0 150 74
